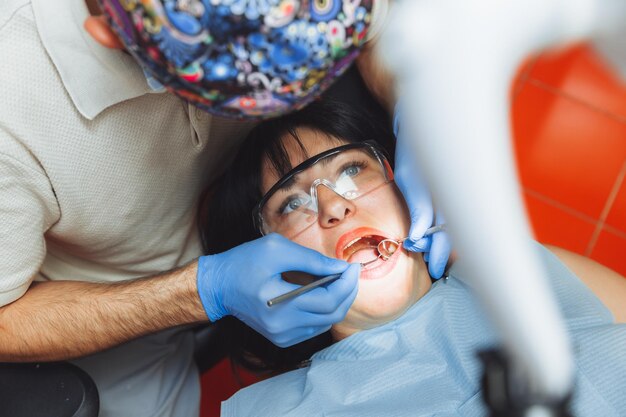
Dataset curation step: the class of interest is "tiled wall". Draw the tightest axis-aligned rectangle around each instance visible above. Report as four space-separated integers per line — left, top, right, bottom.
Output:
512 43 626 276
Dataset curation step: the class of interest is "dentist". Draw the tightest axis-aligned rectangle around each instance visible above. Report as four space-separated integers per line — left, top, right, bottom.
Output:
0 1 449 416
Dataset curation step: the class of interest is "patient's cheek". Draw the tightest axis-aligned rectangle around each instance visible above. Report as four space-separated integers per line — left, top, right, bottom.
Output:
291 230 327 256
358 186 410 226
288 225 321 251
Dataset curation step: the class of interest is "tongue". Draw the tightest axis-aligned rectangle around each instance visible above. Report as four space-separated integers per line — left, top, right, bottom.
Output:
348 248 379 263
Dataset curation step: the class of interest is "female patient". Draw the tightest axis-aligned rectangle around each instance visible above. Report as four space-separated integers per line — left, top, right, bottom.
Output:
200 100 626 416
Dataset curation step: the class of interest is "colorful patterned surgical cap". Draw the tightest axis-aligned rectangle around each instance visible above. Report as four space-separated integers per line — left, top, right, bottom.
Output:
100 0 374 120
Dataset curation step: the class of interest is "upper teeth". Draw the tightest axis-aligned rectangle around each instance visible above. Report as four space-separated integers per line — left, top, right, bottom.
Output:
342 236 384 260
345 237 364 249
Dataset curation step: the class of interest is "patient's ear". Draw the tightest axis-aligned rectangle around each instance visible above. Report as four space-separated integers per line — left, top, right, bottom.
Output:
84 15 124 49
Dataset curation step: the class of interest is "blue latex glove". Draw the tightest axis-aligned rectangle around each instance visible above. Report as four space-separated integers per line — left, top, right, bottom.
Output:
393 103 451 279
197 234 360 347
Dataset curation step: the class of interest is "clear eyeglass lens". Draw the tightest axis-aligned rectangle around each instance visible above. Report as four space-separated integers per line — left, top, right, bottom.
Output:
260 147 389 235
343 190 359 199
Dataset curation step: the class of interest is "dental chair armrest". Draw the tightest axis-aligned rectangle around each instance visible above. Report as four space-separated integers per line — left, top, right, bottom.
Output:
0 361 99 417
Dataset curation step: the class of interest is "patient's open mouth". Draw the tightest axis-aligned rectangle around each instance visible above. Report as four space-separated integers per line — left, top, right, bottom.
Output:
341 235 386 264
336 227 404 279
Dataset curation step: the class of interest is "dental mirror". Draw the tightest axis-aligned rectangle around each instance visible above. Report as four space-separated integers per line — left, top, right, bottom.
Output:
359 239 400 267
362 224 447 265
377 239 401 260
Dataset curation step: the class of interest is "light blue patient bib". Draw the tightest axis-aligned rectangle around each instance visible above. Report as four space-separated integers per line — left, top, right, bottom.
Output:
222 243 626 417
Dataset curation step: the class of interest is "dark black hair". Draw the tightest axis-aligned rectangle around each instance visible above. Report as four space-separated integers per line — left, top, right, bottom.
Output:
198 99 396 375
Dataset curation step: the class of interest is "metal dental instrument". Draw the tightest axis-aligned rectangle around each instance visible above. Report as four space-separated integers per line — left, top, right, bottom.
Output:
376 224 447 260
267 225 446 307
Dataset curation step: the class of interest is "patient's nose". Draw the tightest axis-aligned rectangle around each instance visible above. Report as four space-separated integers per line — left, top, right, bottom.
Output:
317 185 355 228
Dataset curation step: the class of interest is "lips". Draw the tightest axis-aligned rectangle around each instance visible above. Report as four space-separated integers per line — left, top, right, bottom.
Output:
336 227 404 280
335 227 389 261
342 236 384 263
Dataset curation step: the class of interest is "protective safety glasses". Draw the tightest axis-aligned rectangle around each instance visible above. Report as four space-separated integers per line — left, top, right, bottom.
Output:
253 141 394 236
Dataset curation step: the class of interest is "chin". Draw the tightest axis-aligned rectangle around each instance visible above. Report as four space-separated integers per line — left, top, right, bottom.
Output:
356 290 416 324
344 252 429 330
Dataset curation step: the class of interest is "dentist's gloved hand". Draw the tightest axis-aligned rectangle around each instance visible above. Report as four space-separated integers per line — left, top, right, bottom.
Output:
393 103 452 279
197 234 360 347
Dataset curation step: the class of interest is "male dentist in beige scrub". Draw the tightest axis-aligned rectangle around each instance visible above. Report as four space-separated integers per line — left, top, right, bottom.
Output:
0 1 448 415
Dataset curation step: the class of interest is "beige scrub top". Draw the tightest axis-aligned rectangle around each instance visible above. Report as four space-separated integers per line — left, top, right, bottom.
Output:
0 1 252 416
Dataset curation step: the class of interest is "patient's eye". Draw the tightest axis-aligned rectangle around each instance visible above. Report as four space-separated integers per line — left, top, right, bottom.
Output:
339 160 367 179
344 165 360 177
279 193 311 214
335 160 370 199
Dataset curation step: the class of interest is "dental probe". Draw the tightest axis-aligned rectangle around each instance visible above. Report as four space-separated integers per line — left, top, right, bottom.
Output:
377 224 447 259
267 225 446 307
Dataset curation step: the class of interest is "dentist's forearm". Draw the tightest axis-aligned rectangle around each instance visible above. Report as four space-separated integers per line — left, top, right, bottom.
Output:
0 262 207 361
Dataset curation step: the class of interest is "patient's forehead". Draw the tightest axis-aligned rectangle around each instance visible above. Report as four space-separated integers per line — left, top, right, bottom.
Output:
260 127 346 193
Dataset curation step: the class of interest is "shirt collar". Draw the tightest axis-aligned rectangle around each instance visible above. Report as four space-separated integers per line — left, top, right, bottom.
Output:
31 0 158 120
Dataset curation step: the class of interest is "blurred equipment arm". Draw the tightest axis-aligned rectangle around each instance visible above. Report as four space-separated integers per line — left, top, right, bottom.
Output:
379 0 626 414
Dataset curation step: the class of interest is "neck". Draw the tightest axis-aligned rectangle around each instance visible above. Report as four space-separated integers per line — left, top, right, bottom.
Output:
330 325 357 341
85 0 102 15
330 256 434 342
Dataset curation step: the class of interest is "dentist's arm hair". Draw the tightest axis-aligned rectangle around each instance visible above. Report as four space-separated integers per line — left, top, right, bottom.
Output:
0 264 207 362
547 245 626 323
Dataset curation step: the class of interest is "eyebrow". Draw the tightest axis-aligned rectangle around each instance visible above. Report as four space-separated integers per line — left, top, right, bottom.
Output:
278 152 343 193
279 173 300 192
